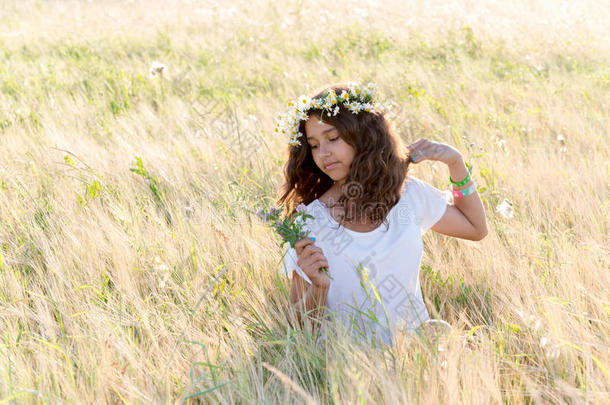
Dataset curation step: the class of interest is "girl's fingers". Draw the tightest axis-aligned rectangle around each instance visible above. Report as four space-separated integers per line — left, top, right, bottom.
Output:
410 147 428 162
306 252 324 264
306 253 326 268
419 143 441 159
408 138 427 150
304 245 322 258
409 141 438 162
316 261 328 270
294 238 314 255
408 139 431 161
297 246 324 268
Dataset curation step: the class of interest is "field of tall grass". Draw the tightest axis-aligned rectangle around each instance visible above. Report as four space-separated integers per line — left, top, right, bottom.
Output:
0 0 608 403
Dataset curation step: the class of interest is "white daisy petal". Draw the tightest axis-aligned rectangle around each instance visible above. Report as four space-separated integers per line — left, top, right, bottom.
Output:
496 198 514 219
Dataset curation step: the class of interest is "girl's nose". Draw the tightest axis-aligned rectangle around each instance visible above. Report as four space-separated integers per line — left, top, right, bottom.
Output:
318 143 331 156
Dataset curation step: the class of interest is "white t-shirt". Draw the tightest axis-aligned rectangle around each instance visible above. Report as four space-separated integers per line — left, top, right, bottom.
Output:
281 176 449 347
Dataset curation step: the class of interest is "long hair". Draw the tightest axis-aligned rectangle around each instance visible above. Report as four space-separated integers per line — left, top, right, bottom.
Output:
276 82 413 231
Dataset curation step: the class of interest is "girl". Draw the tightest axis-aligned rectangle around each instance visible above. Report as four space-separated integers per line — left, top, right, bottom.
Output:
276 82 488 348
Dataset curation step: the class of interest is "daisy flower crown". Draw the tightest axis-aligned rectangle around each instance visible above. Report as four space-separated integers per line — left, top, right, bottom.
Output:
275 82 386 146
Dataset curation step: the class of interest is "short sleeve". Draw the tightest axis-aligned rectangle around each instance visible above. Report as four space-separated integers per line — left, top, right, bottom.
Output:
409 177 449 233
281 242 312 285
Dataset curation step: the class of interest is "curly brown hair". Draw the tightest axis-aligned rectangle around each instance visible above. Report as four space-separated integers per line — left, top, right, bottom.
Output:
277 82 413 232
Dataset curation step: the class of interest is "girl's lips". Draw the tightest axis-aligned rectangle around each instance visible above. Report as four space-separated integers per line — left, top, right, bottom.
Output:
325 162 339 170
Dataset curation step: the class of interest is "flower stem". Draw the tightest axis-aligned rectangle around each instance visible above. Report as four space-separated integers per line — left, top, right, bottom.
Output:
320 267 333 280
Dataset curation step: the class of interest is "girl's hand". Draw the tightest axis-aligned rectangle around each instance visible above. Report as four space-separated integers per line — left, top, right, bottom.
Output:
294 238 331 289
407 138 463 166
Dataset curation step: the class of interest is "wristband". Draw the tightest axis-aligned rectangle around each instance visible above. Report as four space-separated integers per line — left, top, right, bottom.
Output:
450 170 471 187
450 182 477 198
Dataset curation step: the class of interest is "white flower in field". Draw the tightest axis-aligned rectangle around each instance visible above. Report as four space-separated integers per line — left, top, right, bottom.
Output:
150 61 166 77
498 139 506 149
532 319 541 331
154 256 169 272
540 336 548 348
556 134 565 143
159 272 170 289
496 199 514 219
545 345 560 360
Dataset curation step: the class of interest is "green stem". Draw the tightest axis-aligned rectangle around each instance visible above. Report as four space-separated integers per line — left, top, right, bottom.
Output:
320 267 334 281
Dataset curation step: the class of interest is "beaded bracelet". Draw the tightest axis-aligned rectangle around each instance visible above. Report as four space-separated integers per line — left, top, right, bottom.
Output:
450 181 477 198
450 170 471 187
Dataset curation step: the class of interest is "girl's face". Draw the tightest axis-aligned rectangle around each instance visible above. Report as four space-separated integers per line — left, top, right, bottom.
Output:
304 116 356 186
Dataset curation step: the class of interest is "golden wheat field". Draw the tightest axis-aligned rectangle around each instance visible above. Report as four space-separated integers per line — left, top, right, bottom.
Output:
0 0 608 403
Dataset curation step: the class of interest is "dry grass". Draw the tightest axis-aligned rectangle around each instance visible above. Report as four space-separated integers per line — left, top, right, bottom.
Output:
0 0 608 403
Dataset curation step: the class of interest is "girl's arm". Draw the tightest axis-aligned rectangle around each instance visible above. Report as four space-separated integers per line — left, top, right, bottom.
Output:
430 156 488 240
289 271 330 332
407 139 488 241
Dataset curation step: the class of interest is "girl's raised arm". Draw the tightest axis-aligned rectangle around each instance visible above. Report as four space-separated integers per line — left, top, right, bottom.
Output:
408 139 488 241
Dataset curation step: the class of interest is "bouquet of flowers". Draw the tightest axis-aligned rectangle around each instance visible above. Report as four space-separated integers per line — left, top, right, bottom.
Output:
257 203 332 279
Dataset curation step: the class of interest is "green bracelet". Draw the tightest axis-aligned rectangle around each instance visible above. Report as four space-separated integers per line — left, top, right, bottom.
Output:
450 170 472 187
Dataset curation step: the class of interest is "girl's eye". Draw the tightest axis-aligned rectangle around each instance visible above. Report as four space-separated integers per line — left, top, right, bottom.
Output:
311 138 339 150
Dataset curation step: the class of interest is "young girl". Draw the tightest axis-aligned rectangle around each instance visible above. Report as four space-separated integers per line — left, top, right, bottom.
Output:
276 82 488 348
